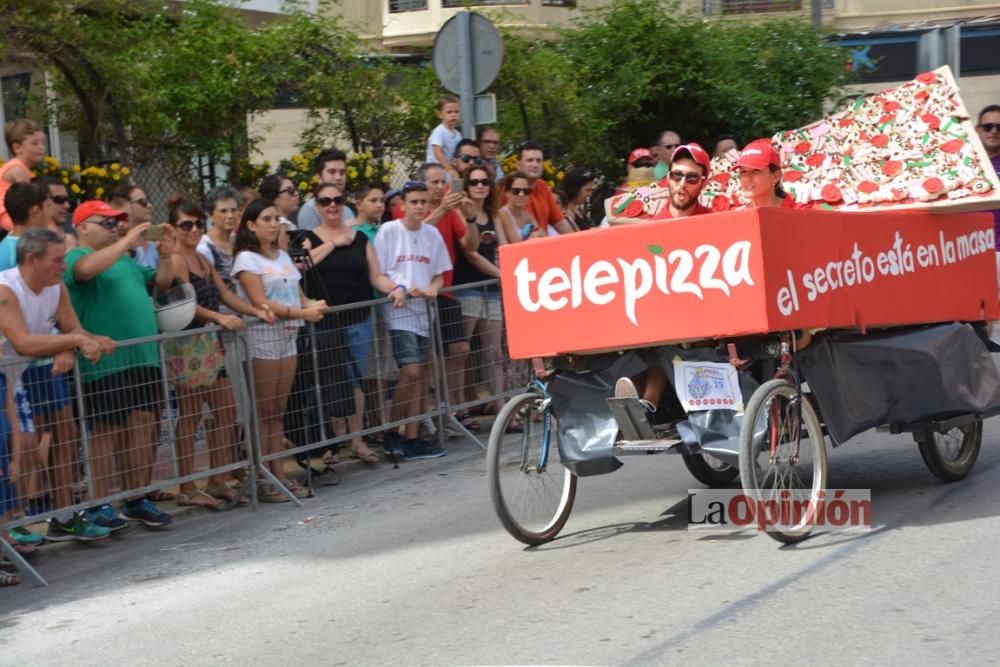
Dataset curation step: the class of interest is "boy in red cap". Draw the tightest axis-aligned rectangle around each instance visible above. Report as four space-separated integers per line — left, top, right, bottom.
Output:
615 148 658 195
736 138 801 209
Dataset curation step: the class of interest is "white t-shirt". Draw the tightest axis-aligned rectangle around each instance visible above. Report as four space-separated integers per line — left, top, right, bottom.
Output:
231 249 304 329
0 267 61 382
374 219 451 336
426 123 462 165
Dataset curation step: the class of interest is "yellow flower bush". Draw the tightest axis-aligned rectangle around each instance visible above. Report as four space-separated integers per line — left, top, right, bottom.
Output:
0 155 135 205
262 148 396 200
501 151 566 189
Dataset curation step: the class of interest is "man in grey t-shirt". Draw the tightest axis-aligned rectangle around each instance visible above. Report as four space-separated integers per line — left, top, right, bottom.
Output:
295 147 355 230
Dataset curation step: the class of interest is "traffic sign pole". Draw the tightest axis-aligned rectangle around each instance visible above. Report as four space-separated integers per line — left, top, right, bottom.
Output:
457 12 476 138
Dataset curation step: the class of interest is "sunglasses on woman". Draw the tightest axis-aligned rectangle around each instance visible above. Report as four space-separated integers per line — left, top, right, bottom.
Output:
467 178 491 187
172 219 206 232
317 195 345 207
279 186 297 196
509 187 530 195
130 197 150 208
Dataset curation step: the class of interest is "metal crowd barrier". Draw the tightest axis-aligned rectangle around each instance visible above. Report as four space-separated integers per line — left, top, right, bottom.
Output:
1 279 522 586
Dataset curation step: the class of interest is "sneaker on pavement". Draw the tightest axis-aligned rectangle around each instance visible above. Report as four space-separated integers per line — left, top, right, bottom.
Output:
383 431 405 458
8 527 45 546
120 498 174 528
402 438 448 461
419 416 438 439
46 513 111 541
86 504 129 532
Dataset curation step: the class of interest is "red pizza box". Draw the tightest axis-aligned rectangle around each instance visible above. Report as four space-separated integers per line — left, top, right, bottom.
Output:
499 208 998 359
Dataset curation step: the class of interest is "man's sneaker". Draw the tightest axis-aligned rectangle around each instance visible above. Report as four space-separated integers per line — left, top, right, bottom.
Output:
86 504 129 532
120 498 174 528
46 513 111 542
8 527 45 546
383 431 405 458
402 439 448 461
614 377 657 417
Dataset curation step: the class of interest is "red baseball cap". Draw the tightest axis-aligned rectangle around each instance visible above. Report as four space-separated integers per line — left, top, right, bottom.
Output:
627 147 655 166
735 139 780 170
72 200 128 227
670 143 711 171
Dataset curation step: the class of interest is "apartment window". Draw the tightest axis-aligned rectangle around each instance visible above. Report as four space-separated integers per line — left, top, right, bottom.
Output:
389 0 427 12
442 0 528 6
541 0 578 5
1 73 31 121
705 0 804 14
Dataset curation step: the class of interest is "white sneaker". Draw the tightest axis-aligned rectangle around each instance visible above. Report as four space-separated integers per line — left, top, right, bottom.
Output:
420 417 438 438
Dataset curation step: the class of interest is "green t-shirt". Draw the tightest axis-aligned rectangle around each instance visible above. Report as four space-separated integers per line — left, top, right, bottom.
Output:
353 221 379 244
63 247 160 380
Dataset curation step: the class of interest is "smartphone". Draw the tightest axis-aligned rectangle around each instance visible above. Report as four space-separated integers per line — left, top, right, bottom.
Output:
142 225 165 241
450 178 464 194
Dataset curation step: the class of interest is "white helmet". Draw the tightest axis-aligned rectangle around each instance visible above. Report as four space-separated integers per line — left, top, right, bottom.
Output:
153 282 197 332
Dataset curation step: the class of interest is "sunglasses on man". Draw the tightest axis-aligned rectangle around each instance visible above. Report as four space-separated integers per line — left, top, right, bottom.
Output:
87 217 122 230
50 195 70 205
130 197 150 208
979 123 1000 133
457 154 485 165
669 170 705 185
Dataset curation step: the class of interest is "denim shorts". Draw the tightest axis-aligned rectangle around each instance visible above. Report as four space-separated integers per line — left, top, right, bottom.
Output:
390 329 431 366
345 317 375 383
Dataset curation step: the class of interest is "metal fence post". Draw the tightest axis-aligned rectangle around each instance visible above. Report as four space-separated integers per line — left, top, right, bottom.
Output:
158 338 180 481
70 360 97 503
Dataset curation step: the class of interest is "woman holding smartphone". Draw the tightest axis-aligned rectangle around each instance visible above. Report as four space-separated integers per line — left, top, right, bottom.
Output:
454 166 509 417
498 171 542 243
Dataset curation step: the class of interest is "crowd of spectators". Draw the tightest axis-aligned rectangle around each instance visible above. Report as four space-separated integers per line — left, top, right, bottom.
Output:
0 101 850 586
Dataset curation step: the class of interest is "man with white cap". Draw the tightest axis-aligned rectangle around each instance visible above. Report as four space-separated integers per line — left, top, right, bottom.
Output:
64 200 177 530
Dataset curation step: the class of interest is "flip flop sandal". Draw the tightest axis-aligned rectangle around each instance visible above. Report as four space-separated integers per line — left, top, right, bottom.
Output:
204 485 249 506
349 444 380 465
177 491 227 511
0 571 21 586
146 490 176 502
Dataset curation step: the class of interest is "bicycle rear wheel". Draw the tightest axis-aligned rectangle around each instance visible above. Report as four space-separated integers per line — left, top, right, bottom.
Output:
487 392 577 545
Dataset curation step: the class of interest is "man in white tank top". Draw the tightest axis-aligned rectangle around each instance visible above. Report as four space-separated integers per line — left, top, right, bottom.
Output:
0 228 116 541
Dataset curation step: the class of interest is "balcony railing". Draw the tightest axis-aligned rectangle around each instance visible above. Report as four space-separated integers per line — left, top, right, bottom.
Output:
704 0 803 14
441 0 529 6
388 0 427 13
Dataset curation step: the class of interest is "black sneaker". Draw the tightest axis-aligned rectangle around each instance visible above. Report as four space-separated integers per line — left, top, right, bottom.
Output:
46 513 111 541
120 499 173 528
86 504 129 532
402 438 448 461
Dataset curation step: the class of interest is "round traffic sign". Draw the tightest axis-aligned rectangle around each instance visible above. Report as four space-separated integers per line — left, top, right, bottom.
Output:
432 12 503 95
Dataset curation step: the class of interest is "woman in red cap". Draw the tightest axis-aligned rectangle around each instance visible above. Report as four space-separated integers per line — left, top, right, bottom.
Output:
736 138 802 209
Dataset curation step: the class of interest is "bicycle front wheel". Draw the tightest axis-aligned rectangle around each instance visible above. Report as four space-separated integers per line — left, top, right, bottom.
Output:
487 392 577 545
739 379 828 544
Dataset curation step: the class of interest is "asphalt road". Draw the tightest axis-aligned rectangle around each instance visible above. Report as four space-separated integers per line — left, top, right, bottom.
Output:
2 420 999 666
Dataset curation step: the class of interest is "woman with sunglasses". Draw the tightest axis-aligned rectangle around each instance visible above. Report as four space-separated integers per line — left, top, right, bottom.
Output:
258 174 300 250
453 166 510 418
164 197 273 508
298 182 403 464
498 170 543 244
233 199 327 502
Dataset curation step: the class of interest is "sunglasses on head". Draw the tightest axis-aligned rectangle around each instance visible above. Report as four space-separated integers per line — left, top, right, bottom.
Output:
509 187 530 196
279 186 298 196
457 154 485 165
130 197 150 208
669 170 705 185
172 219 206 232
88 217 121 230
51 195 70 205
980 123 1000 133
467 178 491 187
317 195 345 207
403 180 428 194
